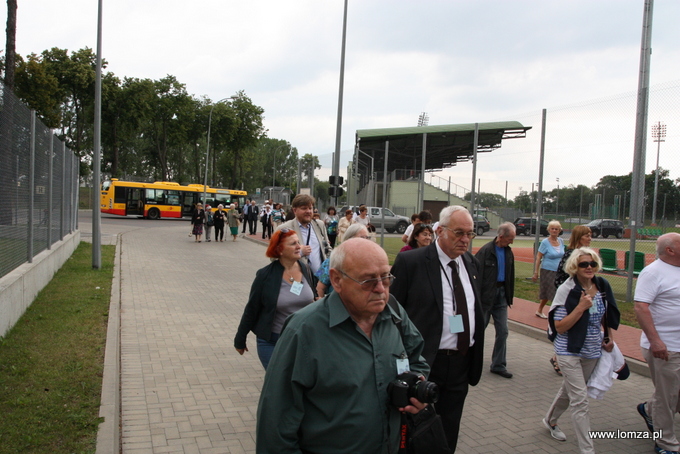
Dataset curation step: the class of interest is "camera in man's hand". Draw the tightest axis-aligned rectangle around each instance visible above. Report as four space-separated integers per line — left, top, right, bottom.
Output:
387 371 439 408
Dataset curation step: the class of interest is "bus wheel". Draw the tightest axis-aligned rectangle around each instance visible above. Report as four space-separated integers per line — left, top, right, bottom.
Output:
148 208 161 220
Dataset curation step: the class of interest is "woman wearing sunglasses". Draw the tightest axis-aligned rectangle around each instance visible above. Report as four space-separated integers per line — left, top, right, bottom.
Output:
543 247 620 453
549 225 594 375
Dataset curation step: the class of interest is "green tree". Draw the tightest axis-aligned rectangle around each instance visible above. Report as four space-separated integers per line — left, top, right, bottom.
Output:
244 138 298 191
223 91 266 189
3 0 17 89
299 153 321 182
464 191 507 209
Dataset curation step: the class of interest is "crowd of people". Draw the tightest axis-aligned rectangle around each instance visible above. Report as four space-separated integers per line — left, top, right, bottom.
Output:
224 195 675 454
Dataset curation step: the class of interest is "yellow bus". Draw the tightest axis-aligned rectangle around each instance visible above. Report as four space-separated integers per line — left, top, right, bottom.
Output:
100 179 248 219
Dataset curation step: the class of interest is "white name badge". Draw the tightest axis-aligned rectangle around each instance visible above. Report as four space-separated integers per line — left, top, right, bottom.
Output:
449 314 465 334
290 281 303 296
396 357 410 375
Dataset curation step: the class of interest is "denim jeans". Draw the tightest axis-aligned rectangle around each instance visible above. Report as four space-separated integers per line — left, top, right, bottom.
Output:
256 332 280 370
484 286 509 372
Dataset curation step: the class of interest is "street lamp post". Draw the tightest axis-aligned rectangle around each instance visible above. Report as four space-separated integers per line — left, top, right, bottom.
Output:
203 96 237 205
556 177 559 217
651 121 666 225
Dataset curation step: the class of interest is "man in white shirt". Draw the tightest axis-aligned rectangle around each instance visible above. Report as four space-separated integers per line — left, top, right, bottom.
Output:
391 205 484 452
635 232 680 454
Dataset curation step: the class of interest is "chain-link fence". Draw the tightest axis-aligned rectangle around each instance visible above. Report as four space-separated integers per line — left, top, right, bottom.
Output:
0 83 79 279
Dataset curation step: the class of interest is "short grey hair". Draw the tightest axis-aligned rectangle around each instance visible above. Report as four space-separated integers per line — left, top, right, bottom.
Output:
330 240 348 271
548 220 562 229
497 222 516 237
438 205 471 228
343 224 368 241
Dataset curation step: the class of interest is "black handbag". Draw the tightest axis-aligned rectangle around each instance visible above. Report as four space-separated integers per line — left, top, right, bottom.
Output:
400 406 451 454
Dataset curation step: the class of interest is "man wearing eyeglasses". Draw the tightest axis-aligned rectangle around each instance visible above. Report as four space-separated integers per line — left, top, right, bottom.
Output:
391 205 484 452
276 194 331 274
256 238 430 453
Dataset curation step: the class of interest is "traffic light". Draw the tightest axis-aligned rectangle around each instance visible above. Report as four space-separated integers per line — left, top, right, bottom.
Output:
328 187 344 197
329 175 344 186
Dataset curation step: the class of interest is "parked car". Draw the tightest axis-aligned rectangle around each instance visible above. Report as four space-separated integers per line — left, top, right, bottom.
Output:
586 219 624 239
474 215 490 236
338 206 411 234
513 217 550 236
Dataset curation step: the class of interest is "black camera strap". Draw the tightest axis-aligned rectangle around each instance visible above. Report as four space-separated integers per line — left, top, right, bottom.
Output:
387 294 404 338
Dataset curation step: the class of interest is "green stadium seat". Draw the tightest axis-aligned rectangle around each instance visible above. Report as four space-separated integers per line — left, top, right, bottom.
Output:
624 251 646 275
599 248 618 272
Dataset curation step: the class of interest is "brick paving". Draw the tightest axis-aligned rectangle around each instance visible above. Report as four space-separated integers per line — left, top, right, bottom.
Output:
89 218 678 453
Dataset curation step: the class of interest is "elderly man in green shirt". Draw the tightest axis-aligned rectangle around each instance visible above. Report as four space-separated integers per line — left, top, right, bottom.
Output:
256 238 430 453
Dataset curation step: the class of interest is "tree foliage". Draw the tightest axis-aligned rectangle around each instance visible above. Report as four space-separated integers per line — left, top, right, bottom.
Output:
10 47 277 193
510 169 680 222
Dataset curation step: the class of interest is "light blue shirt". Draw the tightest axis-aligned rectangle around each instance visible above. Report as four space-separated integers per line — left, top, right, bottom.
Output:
538 237 564 271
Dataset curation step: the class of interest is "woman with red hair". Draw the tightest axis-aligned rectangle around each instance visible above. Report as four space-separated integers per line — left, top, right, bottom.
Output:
234 228 317 369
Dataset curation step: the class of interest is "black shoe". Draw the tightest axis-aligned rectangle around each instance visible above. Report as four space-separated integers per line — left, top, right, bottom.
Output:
491 370 513 379
638 402 654 432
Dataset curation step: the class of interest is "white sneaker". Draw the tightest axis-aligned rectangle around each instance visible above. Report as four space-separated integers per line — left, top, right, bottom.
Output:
543 418 566 441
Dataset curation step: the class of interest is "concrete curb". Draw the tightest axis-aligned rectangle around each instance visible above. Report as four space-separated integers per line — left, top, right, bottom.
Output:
508 319 650 378
95 233 121 454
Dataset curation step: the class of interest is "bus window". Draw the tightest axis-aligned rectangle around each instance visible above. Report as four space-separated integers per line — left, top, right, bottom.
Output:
114 187 127 204
146 189 160 204
166 191 180 206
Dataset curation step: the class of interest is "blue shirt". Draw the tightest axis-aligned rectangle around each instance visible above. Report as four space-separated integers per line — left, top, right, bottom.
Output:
538 238 565 271
495 244 505 282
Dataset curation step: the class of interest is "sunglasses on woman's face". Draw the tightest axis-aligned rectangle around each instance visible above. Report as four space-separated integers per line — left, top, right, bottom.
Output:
578 261 598 269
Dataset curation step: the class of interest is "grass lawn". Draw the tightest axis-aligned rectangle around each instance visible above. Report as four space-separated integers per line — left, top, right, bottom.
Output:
0 242 115 454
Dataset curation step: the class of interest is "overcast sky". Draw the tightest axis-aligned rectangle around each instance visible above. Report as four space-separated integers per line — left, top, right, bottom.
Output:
4 0 680 199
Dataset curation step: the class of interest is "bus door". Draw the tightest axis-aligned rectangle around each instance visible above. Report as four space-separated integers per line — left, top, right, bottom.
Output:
127 187 144 216
181 192 199 217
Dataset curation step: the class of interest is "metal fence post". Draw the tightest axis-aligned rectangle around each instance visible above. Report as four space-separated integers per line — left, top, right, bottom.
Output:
47 131 53 250
61 141 66 240
28 110 35 263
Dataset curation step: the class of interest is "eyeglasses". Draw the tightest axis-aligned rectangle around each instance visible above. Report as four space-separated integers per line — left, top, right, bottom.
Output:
440 226 476 239
577 261 598 269
340 270 395 290
279 228 290 233
417 224 432 228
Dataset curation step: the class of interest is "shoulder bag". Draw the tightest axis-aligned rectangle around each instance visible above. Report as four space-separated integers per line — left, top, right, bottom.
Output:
387 296 451 454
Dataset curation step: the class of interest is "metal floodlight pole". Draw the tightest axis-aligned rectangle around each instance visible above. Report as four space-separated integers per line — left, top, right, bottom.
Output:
92 0 103 269
203 96 236 205
651 121 666 225
627 0 654 302
331 0 348 207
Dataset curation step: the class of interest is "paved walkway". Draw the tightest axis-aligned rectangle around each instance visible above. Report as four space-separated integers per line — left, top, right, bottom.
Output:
90 220 678 453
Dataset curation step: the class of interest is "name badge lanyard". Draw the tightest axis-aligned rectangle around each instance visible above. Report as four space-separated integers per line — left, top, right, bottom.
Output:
440 261 466 335
439 261 458 313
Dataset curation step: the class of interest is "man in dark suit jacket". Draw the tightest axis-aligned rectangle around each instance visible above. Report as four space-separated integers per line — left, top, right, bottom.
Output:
247 200 259 235
475 221 516 379
391 205 484 452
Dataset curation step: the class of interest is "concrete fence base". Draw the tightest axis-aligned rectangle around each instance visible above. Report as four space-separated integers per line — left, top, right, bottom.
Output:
0 230 81 338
